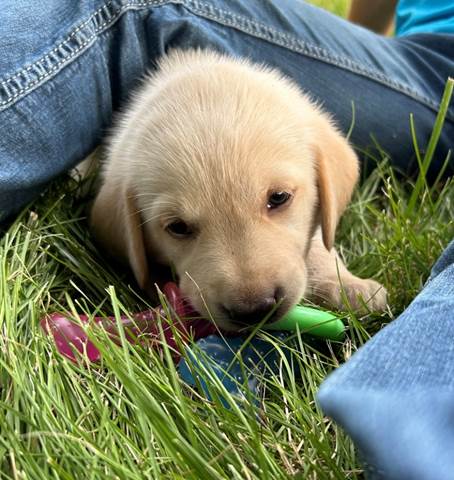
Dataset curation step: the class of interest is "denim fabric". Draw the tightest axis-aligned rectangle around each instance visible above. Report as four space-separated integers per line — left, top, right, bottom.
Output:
318 239 454 480
0 0 453 222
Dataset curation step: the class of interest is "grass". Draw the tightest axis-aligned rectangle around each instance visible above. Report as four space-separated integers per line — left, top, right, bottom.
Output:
1 91 452 479
1 3 453 479
307 0 351 17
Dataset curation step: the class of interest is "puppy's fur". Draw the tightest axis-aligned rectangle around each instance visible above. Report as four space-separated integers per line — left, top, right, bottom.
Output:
91 50 386 330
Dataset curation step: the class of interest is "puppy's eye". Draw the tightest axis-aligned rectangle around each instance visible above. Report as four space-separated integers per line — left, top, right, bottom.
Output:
267 191 292 210
165 220 193 238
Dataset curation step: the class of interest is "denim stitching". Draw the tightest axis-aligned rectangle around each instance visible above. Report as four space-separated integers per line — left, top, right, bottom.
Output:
184 0 451 120
0 0 177 111
0 2 114 87
0 0 451 121
190 1 343 63
0 39 97 108
186 0 417 91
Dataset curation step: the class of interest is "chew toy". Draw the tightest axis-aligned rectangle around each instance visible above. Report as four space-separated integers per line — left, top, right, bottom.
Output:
267 304 344 339
40 283 215 363
41 282 344 363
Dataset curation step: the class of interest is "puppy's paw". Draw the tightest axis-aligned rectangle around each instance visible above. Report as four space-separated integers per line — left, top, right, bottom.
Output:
312 275 388 312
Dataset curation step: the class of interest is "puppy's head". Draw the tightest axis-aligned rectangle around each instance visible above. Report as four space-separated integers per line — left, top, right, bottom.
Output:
91 51 358 330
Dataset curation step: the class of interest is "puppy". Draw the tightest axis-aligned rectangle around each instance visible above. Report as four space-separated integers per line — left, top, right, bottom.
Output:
91 50 386 330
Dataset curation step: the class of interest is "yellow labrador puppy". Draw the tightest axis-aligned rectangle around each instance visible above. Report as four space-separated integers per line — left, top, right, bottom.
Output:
91 50 386 330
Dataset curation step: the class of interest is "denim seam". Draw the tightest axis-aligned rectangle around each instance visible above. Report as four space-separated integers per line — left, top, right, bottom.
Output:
0 0 451 122
183 0 453 121
0 1 115 88
0 0 179 111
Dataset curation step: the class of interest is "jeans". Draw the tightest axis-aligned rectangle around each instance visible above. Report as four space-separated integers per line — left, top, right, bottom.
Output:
318 240 454 479
1 1 453 477
0 0 453 223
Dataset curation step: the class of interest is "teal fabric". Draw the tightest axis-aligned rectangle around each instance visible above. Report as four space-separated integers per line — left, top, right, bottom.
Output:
396 0 454 36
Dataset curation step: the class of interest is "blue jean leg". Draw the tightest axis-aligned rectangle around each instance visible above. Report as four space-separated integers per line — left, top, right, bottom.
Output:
0 0 453 222
318 239 454 479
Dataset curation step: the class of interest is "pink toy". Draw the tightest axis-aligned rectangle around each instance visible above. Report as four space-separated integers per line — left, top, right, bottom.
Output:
40 282 219 363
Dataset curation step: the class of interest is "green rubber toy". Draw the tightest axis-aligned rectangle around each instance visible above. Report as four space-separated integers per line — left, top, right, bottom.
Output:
265 305 345 340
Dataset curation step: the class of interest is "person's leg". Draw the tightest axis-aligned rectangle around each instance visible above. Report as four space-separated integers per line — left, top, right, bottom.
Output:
318 239 454 479
1 0 453 222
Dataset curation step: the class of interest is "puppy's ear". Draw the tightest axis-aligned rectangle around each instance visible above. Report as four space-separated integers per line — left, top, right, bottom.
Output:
91 181 152 293
315 126 359 251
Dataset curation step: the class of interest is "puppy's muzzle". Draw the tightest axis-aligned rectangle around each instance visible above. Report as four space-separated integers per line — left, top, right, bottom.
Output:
221 287 284 326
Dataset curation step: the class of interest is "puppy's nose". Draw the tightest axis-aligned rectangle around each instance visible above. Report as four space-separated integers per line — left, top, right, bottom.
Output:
223 296 278 325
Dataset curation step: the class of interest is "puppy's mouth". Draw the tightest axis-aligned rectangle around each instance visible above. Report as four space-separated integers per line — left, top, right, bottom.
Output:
177 279 296 332
215 302 291 333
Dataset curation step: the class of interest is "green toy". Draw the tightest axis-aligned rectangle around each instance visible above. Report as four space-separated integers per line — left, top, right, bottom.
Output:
265 305 345 340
